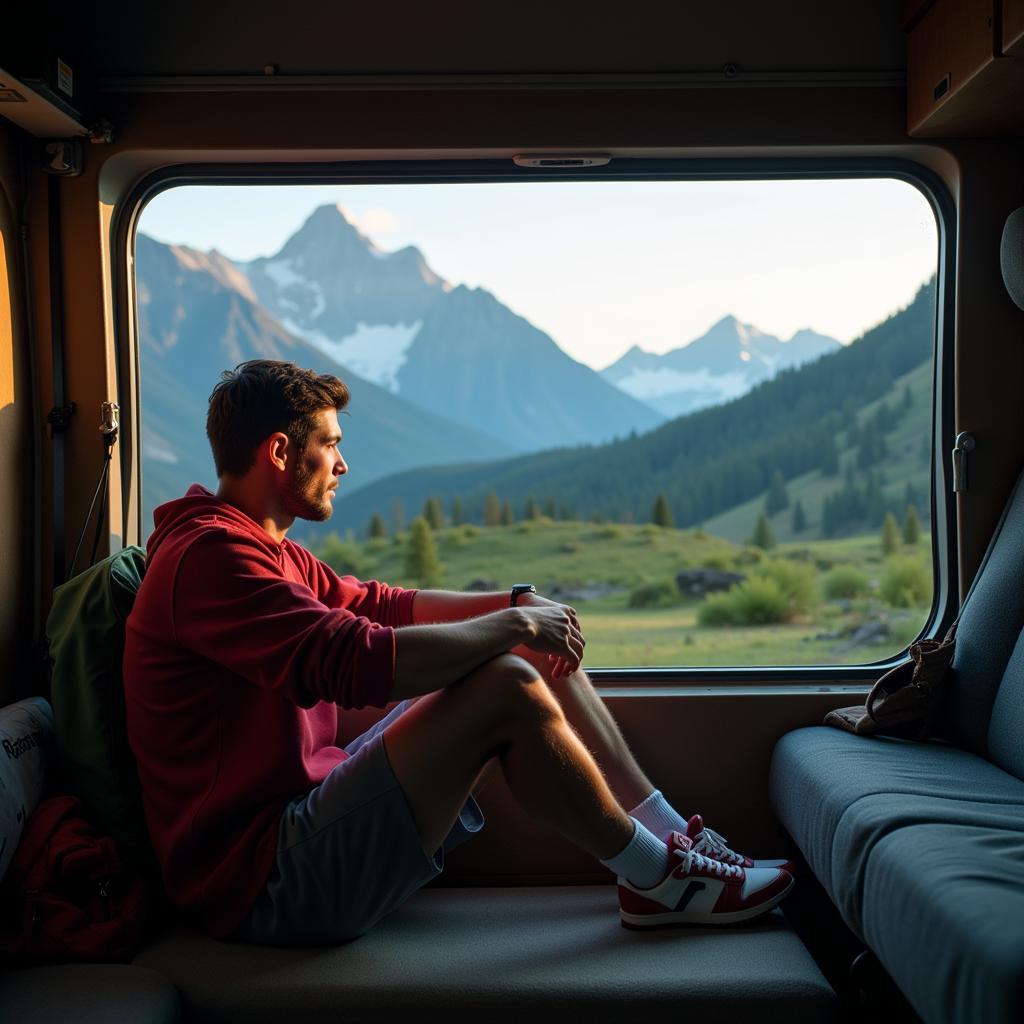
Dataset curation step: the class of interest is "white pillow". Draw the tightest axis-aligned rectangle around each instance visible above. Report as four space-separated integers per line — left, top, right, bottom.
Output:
0 697 53 882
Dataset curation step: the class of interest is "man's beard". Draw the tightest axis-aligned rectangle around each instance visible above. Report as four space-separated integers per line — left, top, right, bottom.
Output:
284 459 334 522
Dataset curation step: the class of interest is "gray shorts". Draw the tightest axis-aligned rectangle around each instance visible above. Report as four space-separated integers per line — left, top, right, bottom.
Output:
232 699 485 945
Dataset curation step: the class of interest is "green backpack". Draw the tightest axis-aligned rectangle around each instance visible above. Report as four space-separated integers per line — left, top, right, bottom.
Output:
45 547 152 869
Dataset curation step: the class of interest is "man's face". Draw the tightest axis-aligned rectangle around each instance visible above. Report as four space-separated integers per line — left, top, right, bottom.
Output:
282 408 347 522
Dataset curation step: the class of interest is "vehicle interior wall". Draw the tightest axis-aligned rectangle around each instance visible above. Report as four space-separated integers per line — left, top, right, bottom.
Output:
9 5 1024 877
0 123 36 708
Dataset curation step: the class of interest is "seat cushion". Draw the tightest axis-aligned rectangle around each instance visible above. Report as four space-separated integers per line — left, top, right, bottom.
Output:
135 886 837 1024
769 727 1024 929
0 963 180 1024
862 823 1024 1024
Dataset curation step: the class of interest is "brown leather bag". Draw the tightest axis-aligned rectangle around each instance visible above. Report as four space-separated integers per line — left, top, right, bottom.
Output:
824 623 957 741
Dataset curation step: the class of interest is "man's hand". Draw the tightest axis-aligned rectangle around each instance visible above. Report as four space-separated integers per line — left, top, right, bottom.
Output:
518 594 585 679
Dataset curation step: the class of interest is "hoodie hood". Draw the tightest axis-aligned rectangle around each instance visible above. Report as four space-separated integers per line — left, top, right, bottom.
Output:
148 483 282 562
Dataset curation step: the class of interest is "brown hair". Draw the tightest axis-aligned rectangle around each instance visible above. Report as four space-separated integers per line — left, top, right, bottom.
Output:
206 360 350 477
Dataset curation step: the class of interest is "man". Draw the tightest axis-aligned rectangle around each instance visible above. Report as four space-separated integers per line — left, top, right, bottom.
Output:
124 359 793 945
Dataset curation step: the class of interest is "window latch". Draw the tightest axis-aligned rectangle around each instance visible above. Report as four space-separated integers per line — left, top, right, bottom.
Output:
952 432 976 492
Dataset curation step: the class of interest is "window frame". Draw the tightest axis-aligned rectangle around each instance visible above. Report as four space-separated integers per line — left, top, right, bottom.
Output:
114 157 957 688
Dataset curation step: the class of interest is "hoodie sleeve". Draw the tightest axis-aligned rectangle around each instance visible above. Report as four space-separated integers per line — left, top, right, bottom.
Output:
171 530 395 709
307 552 418 628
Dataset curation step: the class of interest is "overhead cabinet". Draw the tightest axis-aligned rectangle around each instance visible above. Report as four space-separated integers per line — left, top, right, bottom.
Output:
907 0 1024 136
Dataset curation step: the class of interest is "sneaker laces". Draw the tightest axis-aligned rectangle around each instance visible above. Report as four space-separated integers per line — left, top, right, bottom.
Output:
675 844 743 880
691 826 744 865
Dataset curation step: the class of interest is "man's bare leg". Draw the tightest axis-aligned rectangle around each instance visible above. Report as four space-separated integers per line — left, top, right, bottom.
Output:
382 654 635 860
512 649 655 811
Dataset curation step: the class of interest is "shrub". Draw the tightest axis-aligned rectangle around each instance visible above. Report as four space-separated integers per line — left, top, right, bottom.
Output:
561 539 581 554
594 524 623 540
461 524 480 539
880 557 931 608
698 577 788 626
628 580 679 609
736 546 766 566
753 560 816 617
701 552 734 571
823 566 870 600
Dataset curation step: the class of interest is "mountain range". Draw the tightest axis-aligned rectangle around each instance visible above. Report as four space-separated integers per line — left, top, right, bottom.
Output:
241 204 665 451
136 201 867 536
135 234 514 527
602 319 840 418
337 278 936 534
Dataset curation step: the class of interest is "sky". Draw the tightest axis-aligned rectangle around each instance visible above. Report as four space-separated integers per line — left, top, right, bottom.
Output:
139 178 938 371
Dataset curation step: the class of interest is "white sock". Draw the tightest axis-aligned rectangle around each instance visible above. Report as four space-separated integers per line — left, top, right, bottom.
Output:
599 818 667 889
629 789 690 843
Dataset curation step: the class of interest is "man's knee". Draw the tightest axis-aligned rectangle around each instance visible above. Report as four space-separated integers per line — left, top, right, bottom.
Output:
459 653 563 728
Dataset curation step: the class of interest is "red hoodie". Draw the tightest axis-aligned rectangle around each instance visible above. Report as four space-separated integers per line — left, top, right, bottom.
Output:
123 484 416 937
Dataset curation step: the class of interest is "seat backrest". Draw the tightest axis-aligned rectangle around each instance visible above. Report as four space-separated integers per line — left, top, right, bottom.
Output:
941 208 1024 765
984 209 1024 778
943 468 1024 758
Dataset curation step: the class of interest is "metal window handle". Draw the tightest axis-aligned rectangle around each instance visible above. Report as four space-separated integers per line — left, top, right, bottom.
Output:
952 432 976 493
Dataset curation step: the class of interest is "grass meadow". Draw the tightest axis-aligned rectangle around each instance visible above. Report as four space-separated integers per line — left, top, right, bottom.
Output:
318 519 933 668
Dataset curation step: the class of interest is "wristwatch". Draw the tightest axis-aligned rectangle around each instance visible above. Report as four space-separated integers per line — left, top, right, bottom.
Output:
510 583 537 606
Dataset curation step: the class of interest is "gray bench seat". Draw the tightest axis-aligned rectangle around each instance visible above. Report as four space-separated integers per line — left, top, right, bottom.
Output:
134 885 837 1024
770 726 1024 929
863 822 1024 1024
0 963 181 1024
770 728 1024 1024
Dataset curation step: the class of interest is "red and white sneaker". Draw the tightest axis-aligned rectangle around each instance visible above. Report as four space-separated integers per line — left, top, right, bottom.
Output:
685 814 795 874
618 831 794 928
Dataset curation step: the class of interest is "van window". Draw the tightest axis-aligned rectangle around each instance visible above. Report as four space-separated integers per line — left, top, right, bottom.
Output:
135 177 940 668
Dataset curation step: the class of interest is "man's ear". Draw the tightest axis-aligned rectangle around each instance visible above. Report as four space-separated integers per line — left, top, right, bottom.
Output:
266 432 290 473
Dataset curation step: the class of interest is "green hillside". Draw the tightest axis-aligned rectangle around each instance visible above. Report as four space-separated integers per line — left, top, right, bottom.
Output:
704 358 932 544
338 278 936 540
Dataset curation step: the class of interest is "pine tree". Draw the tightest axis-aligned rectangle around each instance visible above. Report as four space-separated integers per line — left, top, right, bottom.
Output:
391 498 406 535
423 497 444 531
651 494 674 528
368 513 387 539
451 496 463 527
791 499 807 533
543 497 556 519
500 500 513 526
765 470 790 515
524 496 540 520
751 513 776 550
902 384 913 412
483 491 501 527
882 512 900 556
404 518 443 587
903 504 922 545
